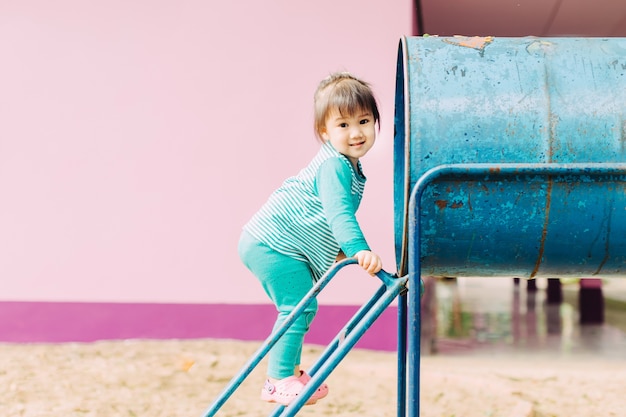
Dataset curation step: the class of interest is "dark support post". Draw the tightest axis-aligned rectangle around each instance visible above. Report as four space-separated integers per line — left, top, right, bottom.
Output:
579 278 604 324
546 278 563 304
527 279 538 292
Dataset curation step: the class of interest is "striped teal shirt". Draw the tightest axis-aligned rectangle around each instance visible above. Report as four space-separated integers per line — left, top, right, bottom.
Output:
243 141 370 280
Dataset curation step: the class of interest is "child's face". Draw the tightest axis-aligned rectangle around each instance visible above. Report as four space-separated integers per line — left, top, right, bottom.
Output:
321 108 376 166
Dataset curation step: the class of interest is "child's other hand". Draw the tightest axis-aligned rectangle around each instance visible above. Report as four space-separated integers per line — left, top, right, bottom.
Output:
355 250 382 276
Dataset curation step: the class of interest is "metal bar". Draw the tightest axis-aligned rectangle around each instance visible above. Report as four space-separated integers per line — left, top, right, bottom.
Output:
201 258 358 417
406 224 421 417
278 272 408 416
267 283 390 417
404 162 626 417
396 292 408 417
309 284 388 376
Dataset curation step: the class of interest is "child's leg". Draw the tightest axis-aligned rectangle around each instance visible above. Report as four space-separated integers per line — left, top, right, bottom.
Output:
267 295 316 379
239 231 318 380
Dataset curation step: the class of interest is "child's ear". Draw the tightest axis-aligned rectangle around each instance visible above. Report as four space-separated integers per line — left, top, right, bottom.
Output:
320 130 329 141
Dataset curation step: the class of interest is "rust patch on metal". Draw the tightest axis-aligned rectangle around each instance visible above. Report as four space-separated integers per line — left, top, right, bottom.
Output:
435 198 463 210
435 200 448 209
530 178 553 278
443 35 494 51
530 61 557 278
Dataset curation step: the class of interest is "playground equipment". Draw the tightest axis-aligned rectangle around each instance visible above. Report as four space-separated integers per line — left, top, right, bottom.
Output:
394 35 626 278
204 36 626 416
202 259 409 417
397 35 625 417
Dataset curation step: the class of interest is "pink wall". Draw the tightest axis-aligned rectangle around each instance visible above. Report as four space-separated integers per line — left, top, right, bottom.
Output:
0 1 415 306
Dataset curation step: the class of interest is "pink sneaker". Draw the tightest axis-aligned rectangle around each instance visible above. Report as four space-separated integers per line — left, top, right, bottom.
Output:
260 376 317 406
298 370 329 401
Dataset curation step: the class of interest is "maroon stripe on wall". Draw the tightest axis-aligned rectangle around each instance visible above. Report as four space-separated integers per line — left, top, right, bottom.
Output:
0 302 399 351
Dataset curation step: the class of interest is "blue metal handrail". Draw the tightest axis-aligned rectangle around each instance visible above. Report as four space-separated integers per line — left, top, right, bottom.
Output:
202 257 408 417
403 162 626 417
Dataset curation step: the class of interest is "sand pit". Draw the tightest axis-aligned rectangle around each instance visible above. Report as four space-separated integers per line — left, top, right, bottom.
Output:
2 338 625 417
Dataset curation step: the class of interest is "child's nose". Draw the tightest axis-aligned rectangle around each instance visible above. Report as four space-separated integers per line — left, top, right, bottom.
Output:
350 126 363 138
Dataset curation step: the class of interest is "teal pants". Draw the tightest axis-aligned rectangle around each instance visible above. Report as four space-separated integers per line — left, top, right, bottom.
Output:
238 230 318 379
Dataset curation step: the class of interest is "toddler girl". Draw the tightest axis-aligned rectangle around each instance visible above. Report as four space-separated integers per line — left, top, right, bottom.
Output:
238 71 383 406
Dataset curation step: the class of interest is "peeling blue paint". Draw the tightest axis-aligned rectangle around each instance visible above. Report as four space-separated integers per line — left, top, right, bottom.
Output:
394 36 626 278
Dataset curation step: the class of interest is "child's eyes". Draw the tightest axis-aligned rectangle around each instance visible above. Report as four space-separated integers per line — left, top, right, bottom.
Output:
337 118 370 128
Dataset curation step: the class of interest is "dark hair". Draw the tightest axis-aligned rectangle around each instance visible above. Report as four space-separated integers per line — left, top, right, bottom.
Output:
313 72 380 141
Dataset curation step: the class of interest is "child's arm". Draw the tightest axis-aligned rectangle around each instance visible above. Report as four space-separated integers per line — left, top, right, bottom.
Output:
316 158 382 275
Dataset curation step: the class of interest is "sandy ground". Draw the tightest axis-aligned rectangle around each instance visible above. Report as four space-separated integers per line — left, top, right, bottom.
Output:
2 338 626 417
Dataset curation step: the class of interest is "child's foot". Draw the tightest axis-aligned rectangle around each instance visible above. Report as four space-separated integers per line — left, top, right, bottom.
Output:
297 370 329 400
261 376 313 406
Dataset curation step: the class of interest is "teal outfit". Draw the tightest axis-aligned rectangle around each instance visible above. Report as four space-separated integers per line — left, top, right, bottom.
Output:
239 141 370 379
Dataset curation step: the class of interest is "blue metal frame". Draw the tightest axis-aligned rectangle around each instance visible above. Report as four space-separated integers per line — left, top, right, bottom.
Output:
202 258 408 417
402 162 626 417
203 161 625 417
